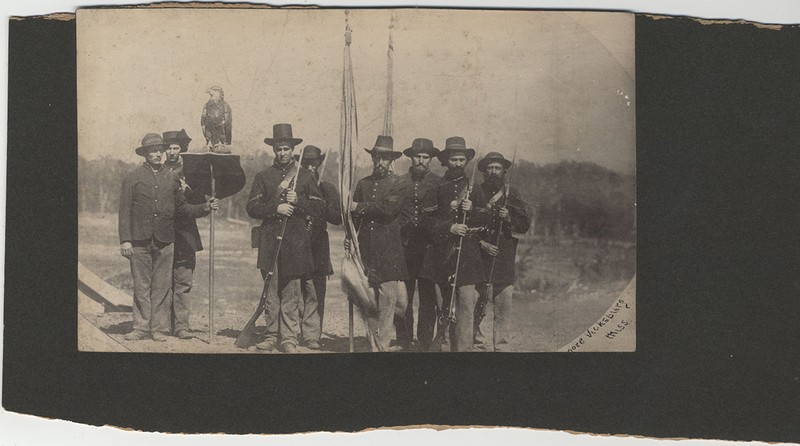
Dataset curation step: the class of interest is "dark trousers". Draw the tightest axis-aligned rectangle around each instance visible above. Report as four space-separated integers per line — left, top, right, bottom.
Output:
394 277 438 350
171 252 195 333
130 238 173 334
314 276 327 330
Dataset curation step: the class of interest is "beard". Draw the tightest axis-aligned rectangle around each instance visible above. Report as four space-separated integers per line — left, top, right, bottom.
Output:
409 164 429 178
372 164 390 178
445 166 466 179
484 175 504 190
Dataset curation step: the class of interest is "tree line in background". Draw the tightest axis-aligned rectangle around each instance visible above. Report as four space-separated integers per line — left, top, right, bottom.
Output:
79 154 635 242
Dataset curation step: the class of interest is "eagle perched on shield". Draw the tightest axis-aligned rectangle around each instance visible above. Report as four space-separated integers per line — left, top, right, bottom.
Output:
201 86 232 151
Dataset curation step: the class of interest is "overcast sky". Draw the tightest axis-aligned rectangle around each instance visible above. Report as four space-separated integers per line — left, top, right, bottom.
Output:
78 8 634 174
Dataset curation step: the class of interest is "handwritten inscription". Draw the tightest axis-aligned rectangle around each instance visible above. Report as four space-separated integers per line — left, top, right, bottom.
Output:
565 298 632 352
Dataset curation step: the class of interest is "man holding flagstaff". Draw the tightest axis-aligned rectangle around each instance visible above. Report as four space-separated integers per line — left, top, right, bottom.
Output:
473 151 531 352
421 136 490 352
349 135 409 352
246 124 325 353
295 145 341 350
395 138 442 352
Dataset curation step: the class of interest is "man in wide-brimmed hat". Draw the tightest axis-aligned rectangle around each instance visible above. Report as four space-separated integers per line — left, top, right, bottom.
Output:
293 145 342 350
246 124 326 353
162 129 204 340
394 138 442 351
473 151 531 352
119 133 219 342
420 136 491 352
349 135 410 352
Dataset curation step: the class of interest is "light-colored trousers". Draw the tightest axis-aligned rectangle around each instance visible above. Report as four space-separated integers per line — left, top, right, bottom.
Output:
261 270 304 349
300 277 321 342
366 281 404 352
473 284 513 352
130 239 173 334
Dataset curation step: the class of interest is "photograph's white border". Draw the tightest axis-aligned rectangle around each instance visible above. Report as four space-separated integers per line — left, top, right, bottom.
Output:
2 1 799 445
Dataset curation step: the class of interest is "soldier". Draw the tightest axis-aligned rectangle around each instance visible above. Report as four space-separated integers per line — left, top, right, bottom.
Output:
420 136 490 352
473 152 531 352
119 133 218 342
162 129 204 339
350 135 409 352
295 145 342 350
246 124 325 353
394 138 442 352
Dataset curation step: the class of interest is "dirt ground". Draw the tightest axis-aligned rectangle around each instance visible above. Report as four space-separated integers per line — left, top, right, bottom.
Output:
78 212 634 353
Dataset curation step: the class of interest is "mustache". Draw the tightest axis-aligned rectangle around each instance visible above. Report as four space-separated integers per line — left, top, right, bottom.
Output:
449 166 466 176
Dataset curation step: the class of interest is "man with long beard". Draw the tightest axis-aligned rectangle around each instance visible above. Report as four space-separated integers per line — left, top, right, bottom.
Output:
246 124 325 353
394 138 442 351
350 135 409 352
295 145 342 350
473 152 531 352
420 137 490 352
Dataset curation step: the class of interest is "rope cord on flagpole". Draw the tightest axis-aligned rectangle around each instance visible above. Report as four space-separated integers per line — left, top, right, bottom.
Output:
382 14 395 137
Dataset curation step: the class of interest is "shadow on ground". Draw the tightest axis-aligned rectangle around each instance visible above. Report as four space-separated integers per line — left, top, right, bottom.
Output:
102 320 133 335
320 334 372 353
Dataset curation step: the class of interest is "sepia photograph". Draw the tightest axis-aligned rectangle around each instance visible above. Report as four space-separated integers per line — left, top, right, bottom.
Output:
76 7 636 354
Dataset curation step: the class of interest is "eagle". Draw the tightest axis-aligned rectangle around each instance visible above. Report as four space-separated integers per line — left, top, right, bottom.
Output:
201 86 232 150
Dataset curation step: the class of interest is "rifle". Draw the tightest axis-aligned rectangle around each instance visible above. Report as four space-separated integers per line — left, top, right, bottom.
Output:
234 146 306 348
474 147 517 332
429 150 481 352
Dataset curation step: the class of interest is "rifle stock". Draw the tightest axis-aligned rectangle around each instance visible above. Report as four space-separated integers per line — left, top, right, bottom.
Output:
474 147 516 330
234 147 306 349
430 150 481 352
234 269 274 348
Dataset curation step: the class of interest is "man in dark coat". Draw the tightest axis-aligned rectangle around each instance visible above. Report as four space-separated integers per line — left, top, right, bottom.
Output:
162 129 204 339
295 145 342 350
394 138 442 351
473 152 531 352
420 136 490 352
246 124 325 353
350 135 409 352
119 133 218 342
201 86 232 151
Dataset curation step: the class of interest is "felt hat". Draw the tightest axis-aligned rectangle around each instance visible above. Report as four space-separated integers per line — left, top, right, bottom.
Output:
162 129 192 153
135 133 169 156
477 151 513 172
436 136 476 164
403 138 440 158
294 145 326 163
264 123 303 147
364 135 402 160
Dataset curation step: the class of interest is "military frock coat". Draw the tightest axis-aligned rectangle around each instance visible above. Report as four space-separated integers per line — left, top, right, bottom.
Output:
352 172 409 286
246 161 325 279
309 181 342 277
165 159 208 259
398 170 442 279
419 172 491 286
479 182 532 286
